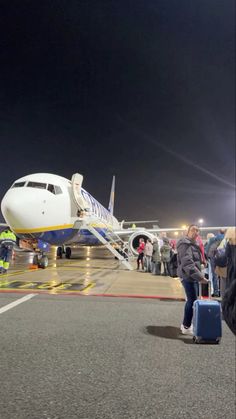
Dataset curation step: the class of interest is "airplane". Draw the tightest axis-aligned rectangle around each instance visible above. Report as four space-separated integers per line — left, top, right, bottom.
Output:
1 173 136 269
0 172 231 270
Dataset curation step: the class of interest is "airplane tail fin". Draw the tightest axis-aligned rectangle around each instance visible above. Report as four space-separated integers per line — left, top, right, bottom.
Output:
108 176 115 215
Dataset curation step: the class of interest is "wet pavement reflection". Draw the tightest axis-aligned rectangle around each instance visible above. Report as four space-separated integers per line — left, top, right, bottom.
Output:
0 246 185 299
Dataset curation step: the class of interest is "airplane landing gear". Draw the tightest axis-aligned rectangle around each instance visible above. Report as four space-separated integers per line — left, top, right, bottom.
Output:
57 246 63 258
65 247 71 259
32 253 49 269
56 246 71 259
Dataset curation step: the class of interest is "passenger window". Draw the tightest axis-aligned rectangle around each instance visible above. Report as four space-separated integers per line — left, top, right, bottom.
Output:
47 184 55 194
27 182 47 189
12 182 26 188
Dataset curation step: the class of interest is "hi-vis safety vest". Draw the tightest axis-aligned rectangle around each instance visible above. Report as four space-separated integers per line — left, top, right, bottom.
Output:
0 230 16 248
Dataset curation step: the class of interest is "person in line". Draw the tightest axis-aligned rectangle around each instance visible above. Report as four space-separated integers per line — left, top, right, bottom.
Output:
196 233 206 265
205 229 225 296
169 239 177 252
217 227 236 310
144 238 153 273
136 238 145 271
0 227 17 274
152 237 161 275
177 224 207 335
222 278 236 335
160 237 171 276
169 239 178 277
214 235 228 298
204 233 215 294
225 227 236 288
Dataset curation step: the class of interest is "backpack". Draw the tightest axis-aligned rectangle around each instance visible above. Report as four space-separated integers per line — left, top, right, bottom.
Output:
214 247 227 268
206 238 221 259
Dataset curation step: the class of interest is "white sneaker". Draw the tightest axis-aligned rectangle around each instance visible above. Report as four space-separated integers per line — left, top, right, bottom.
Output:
180 324 193 335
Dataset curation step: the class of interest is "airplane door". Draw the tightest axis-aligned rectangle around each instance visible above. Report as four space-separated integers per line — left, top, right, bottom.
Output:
71 173 89 210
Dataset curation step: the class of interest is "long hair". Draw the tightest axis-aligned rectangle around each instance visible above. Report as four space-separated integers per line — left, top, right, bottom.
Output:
225 227 236 245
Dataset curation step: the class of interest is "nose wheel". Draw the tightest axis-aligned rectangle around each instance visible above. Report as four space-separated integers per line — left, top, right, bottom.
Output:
32 254 49 269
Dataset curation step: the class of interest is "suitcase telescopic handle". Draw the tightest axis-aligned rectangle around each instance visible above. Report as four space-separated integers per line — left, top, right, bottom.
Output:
198 280 211 299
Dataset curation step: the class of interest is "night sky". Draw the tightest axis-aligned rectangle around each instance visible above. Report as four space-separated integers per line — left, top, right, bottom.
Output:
0 1 235 226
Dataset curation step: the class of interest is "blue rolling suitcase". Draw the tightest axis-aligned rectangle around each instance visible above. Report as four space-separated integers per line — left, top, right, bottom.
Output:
193 283 222 344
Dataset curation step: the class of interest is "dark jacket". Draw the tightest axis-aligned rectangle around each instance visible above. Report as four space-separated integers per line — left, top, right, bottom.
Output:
152 241 161 263
160 243 171 262
225 242 236 285
177 237 204 282
222 278 236 335
205 233 224 259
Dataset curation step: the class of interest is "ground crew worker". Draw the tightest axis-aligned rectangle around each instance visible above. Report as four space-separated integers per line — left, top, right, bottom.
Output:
0 227 16 274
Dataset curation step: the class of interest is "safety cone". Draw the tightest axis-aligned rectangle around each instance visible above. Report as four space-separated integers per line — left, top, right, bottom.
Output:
29 264 38 270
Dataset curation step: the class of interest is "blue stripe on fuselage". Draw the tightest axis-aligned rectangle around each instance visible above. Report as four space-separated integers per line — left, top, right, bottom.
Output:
16 227 109 246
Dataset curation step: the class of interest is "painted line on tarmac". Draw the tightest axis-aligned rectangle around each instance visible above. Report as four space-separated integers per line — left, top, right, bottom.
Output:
0 293 37 315
0 290 184 300
0 269 42 278
0 270 28 277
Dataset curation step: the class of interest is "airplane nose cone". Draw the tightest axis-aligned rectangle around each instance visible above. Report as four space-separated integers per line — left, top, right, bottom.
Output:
1 189 26 229
1 188 45 231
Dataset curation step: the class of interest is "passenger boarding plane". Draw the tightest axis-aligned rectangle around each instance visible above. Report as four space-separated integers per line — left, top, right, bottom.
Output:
0 172 230 270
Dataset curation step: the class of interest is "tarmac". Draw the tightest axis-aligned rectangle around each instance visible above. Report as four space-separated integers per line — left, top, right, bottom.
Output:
0 247 235 419
0 247 185 299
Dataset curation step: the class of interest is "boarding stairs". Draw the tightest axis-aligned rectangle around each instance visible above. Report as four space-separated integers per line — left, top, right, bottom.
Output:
85 224 134 271
105 230 134 259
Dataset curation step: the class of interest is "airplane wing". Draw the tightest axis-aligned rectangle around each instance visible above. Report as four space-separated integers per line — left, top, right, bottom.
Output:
113 225 230 255
114 227 185 235
115 226 230 236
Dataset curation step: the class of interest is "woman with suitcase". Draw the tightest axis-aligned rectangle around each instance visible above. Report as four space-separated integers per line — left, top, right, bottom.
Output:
177 224 207 335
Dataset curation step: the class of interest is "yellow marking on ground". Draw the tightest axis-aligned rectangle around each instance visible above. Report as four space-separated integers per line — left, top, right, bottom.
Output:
37 282 56 289
5 264 57 278
54 266 105 271
0 270 26 277
0 279 94 293
51 282 95 293
18 283 36 289
80 283 95 293
0 280 26 287
54 283 73 290
0 281 13 287
1 266 55 278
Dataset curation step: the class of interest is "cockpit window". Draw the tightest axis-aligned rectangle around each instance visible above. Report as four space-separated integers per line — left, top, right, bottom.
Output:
27 181 47 189
47 184 55 194
47 184 62 195
12 182 26 188
54 185 62 194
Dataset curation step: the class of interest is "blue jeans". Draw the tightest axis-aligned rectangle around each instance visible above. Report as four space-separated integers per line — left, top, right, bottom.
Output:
209 258 219 296
181 279 198 328
145 256 152 272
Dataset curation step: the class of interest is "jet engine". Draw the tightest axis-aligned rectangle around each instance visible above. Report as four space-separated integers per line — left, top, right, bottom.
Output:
128 231 156 255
